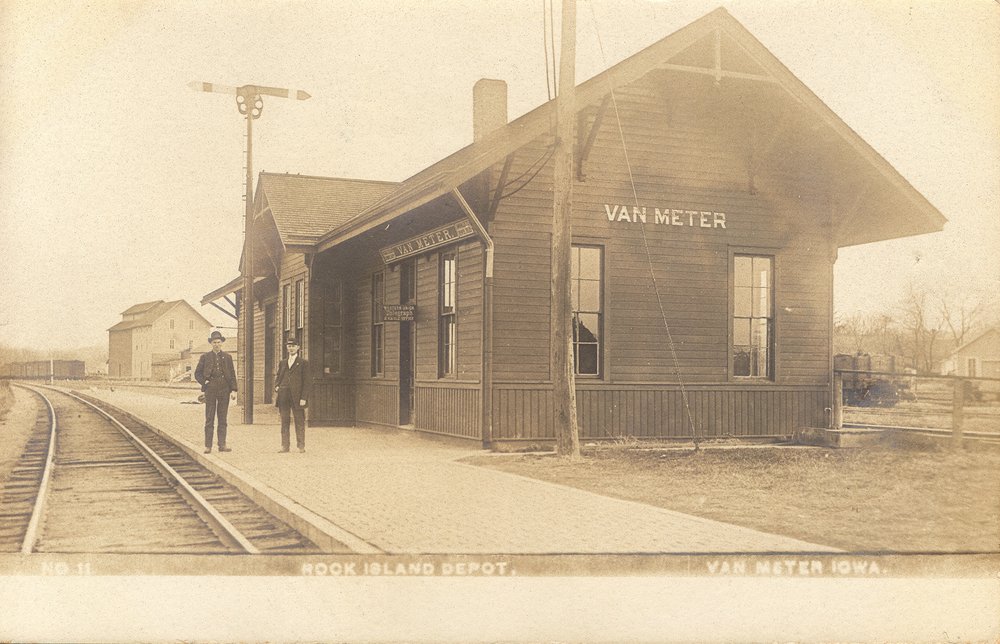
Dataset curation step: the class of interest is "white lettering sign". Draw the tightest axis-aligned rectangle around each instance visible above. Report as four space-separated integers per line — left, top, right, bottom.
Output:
603 204 727 229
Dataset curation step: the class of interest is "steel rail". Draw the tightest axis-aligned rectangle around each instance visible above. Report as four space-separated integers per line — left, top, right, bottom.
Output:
16 384 58 554
57 388 260 554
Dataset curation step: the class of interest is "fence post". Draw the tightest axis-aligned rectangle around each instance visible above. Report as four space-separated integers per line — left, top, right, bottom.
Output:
952 378 965 449
833 372 844 429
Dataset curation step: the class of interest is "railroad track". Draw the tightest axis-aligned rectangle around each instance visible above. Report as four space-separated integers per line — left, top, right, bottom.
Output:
0 384 323 554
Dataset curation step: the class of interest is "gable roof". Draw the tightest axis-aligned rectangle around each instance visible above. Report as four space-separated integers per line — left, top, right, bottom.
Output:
256 173 399 248
108 300 211 332
949 328 1000 357
316 6 945 254
120 300 164 316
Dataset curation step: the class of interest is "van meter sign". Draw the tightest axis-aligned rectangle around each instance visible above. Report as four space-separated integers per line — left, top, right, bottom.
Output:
380 220 476 264
383 304 415 321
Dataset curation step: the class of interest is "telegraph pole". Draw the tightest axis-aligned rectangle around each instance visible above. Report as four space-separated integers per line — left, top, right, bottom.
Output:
189 82 310 423
551 0 581 458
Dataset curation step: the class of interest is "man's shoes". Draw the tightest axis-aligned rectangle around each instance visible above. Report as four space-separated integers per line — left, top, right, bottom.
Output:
279 448 290 453
204 448 211 454
218 446 232 452
298 447 306 453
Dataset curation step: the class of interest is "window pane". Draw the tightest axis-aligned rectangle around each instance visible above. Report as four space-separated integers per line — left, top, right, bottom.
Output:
733 348 751 376
734 287 752 317
441 317 456 375
735 256 752 287
578 246 601 279
372 273 384 322
576 313 599 343
296 280 304 329
579 280 600 312
753 257 771 286
753 319 770 352
733 318 750 346
571 244 603 377
441 254 456 312
576 344 599 375
752 286 770 317
283 285 291 331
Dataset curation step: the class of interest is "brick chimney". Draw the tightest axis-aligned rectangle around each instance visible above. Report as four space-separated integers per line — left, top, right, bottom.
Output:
473 78 507 142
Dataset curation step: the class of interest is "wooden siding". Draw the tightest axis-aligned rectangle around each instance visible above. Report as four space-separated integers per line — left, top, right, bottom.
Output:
455 243 484 381
493 384 829 440
280 253 309 353
414 384 481 439
248 252 309 405
251 300 267 403
340 237 485 436
490 76 833 389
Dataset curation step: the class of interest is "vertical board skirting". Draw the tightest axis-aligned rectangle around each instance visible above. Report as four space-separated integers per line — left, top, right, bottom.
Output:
493 385 829 440
355 381 399 426
414 386 481 439
311 381 356 424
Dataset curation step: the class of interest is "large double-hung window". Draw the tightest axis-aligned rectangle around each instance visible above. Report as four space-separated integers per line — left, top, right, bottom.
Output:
733 254 773 379
571 244 603 377
371 271 385 376
438 251 457 377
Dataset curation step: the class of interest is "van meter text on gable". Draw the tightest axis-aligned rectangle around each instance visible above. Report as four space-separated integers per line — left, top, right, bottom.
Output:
380 220 476 264
604 204 728 229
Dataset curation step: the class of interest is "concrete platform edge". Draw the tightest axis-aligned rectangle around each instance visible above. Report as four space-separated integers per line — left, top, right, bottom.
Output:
114 405 382 554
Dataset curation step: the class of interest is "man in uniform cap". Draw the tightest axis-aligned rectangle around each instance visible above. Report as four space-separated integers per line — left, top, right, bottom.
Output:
194 330 238 453
274 337 310 452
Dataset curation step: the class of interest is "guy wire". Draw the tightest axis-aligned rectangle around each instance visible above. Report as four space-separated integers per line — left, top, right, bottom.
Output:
587 0 701 448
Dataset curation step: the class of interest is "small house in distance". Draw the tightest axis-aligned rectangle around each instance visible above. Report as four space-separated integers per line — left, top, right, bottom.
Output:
942 328 1000 379
108 300 212 380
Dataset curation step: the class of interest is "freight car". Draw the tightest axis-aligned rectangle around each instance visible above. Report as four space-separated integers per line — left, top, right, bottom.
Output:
834 353 914 407
0 360 86 380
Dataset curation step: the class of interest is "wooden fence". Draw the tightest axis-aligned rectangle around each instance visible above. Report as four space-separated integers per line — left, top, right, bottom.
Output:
833 369 1000 445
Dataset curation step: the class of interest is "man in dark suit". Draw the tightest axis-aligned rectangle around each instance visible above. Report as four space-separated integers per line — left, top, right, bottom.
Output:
194 330 238 454
275 337 311 453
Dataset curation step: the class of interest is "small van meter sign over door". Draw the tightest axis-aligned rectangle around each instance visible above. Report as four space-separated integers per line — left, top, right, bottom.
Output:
380 220 476 264
605 204 727 229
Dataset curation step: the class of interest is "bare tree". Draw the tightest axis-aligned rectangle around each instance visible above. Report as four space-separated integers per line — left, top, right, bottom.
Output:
897 282 945 373
938 288 987 348
834 313 869 354
833 311 904 358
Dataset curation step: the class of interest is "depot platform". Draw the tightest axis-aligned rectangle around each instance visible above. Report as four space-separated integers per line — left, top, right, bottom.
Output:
74 386 838 554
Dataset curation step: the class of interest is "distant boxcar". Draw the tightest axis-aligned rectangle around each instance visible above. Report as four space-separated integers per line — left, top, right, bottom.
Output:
0 360 86 380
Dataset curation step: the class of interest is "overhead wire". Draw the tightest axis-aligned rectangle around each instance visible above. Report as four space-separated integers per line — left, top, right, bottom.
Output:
497 144 557 200
586 0 701 448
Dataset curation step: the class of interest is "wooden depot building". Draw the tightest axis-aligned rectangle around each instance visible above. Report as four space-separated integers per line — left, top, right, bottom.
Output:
204 8 945 448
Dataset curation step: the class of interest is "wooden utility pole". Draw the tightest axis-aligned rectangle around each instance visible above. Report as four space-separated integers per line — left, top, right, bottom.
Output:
189 82 310 423
551 0 581 458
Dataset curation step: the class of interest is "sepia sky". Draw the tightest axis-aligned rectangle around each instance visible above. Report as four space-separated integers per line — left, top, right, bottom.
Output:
1 0 997 350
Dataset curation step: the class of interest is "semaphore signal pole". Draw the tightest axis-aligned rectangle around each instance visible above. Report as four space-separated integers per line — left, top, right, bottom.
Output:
551 0 581 458
189 81 310 424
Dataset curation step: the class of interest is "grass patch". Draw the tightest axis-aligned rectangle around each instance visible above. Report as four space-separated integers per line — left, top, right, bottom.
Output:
463 443 1000 552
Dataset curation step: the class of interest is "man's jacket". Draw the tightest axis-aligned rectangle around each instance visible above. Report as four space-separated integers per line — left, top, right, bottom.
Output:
275 355 310 407
195 351 238 393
